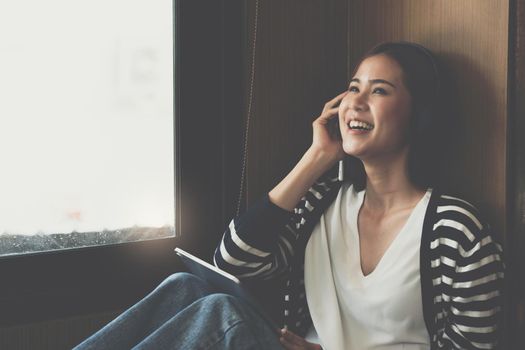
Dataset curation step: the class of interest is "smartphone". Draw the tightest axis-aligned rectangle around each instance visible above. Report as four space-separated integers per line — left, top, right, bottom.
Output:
327 112 342 141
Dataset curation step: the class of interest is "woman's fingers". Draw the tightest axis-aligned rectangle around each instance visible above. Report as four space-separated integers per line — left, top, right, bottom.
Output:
322 91 347 112
279 336 300 350
315 107 339 123
324 90 348 109
281 328 304 343
317 91 347 124
308 91 348 162
279 328 322 350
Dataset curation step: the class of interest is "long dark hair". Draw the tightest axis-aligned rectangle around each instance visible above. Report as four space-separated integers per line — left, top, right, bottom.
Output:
344 41 456 191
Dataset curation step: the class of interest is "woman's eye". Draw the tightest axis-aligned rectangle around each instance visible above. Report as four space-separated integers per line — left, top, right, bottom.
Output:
348 86 387 95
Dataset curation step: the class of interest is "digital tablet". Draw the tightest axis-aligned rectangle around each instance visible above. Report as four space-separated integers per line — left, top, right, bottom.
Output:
174 247 279 330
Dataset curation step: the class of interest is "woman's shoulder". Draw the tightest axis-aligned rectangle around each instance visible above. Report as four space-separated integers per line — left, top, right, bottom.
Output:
432 191 483 226
426 190 503 252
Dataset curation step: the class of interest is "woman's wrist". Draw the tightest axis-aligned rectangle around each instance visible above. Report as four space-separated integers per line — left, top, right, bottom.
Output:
268 148 339 212
304 147 340 171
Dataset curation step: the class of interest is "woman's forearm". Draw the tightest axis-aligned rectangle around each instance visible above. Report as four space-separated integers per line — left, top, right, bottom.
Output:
268 147 339 212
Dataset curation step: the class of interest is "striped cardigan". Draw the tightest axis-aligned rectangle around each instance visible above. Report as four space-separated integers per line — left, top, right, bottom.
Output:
214 165 505 349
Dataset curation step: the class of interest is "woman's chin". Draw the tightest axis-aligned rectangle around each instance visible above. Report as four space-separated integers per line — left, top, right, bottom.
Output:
342 143 367 159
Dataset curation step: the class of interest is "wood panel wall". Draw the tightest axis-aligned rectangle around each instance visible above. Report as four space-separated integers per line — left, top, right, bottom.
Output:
244 0 349 201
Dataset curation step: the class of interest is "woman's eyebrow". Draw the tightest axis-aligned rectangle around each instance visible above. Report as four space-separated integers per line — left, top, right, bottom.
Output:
349 78 396 88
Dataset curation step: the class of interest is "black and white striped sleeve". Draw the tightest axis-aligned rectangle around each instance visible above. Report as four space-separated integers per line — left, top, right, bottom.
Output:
433 196 505 349
213 164 340 282
212 192 303 281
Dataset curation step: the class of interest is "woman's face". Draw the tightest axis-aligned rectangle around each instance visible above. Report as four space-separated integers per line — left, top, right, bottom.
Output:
338 54 413 161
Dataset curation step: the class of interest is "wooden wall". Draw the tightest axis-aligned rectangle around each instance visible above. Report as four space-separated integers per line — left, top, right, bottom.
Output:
244 0 349 202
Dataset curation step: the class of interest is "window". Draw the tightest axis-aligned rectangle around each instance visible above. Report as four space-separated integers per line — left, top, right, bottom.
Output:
0 0 175 256
0 0 244 327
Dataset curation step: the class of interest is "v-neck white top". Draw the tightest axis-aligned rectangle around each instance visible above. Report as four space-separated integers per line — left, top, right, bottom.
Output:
303 183 432 350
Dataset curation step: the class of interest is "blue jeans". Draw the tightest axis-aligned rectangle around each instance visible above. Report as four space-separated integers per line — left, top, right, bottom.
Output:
73 272 284 350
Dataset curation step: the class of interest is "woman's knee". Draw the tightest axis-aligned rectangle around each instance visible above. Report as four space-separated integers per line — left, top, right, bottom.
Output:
161 272 198 286
202 293 238 306
156 272 210 295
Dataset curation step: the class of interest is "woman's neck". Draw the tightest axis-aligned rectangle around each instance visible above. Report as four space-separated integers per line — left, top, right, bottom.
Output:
361 150 426 213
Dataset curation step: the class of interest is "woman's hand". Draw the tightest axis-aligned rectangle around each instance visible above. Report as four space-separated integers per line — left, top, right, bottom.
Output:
309 91 348 163
279 328 322 350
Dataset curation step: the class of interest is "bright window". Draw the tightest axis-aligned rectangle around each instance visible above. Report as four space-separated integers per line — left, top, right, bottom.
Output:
0 0 175 256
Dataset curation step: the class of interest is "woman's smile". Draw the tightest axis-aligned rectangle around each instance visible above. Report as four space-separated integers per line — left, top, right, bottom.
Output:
344 118 375 136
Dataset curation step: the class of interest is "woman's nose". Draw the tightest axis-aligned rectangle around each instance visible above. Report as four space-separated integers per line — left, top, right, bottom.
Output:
348 92 368 112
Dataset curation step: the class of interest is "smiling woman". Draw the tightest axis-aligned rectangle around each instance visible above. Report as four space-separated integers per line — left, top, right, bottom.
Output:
215 41 505 349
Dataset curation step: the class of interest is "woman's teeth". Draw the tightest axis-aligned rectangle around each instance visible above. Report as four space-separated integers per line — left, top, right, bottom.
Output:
348 120 374 131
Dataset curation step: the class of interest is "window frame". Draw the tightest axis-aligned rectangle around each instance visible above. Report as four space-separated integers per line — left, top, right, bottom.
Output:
0 0 245 326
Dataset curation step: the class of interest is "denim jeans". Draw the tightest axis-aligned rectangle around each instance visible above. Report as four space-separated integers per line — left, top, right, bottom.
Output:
73 272 285 350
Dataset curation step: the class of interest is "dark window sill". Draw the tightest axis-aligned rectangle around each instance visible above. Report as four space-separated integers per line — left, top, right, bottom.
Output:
0 227 174 258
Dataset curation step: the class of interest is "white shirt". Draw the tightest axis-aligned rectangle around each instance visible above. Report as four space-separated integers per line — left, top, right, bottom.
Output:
304 183 432 350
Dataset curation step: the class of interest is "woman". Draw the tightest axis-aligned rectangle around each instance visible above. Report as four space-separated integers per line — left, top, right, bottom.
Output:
214 41 505 349
75 41 505 350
